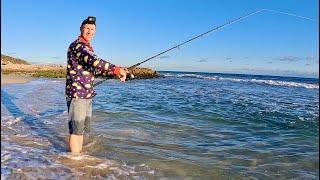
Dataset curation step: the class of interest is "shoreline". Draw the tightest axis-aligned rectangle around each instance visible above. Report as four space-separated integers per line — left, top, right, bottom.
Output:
1 74 34 86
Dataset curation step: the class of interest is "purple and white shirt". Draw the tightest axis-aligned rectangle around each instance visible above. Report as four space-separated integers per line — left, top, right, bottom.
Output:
66 38 116 99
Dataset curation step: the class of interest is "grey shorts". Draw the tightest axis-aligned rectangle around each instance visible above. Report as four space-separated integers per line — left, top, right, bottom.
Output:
66 97 92 135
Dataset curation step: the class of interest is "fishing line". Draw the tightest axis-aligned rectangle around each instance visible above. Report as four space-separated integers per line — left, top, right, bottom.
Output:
263 9 318 22
127 9 265 70
94 8 317 87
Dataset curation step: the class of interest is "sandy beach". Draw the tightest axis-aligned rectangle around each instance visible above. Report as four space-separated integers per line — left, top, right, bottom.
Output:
1 74 34 86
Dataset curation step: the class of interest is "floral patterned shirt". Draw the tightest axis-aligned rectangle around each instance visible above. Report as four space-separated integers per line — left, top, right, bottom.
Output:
66 38 116 99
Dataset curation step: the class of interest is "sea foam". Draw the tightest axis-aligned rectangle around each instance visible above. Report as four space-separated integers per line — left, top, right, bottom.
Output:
163 73 319 89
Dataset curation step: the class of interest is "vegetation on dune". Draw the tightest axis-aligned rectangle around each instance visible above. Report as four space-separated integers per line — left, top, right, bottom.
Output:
30 71 66 78
2 69 66 78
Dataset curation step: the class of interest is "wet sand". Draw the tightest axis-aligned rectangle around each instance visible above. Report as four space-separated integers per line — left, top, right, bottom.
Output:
1 74 34 86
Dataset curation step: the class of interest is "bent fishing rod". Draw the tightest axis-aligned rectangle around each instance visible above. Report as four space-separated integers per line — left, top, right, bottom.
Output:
94 8 317 87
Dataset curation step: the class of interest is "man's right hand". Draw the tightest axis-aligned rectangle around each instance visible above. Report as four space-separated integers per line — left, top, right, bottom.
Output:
119 68 128 82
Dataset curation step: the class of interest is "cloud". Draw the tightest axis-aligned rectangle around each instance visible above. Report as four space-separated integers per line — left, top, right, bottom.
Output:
306 55 319 62
243 56 249 59
232 67 318 77
224 57 232 62
198 59 207 62
274 55 319 63
305 63 310 66
158 55 170 59
51 56 61 59
276 56 301 62
7 52 17 55
267 61 273 64
28 61 41 65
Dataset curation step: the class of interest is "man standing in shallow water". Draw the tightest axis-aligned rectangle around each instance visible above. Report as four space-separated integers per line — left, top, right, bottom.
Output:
66 16 127 154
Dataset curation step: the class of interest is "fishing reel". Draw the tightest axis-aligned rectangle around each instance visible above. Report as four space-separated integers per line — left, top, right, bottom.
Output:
119 70 134 81
127 72 135 80
123 67 134 80
122 72 134 81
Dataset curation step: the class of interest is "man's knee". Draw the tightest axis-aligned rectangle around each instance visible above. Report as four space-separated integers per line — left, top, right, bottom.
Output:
69 120 85 135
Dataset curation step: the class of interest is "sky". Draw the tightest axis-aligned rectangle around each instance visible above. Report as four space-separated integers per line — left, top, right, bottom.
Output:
1 0 319 78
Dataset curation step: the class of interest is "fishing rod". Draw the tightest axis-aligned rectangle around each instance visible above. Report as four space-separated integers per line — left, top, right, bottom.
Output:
94 8 317 87
93 9 264 87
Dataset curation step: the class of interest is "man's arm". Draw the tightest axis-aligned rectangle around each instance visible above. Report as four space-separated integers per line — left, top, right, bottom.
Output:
73 42 120 76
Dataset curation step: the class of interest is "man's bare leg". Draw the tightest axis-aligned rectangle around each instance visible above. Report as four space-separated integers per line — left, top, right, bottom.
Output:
78 135 83 153
69 134 83 154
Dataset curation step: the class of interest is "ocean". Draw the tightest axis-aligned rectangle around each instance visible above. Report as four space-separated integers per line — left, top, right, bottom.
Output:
1 71 319 179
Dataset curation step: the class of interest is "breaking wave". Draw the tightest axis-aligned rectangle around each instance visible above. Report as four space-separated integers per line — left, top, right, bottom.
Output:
163 73 319 89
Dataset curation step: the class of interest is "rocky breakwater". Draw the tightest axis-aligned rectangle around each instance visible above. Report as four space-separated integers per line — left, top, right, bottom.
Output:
127 67 160 79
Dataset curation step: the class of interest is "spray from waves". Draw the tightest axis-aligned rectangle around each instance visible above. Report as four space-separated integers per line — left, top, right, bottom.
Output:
163 73 319 89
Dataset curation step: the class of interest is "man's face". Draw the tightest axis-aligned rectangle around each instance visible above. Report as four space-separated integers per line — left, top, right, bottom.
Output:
81 24 96 41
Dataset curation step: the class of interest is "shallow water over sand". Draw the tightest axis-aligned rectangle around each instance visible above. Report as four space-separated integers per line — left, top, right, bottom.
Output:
1 72 319 179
